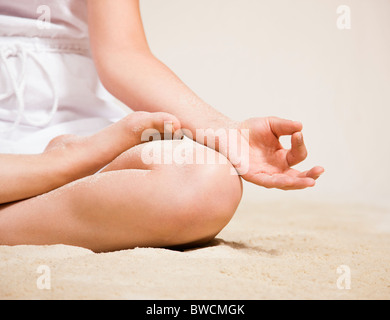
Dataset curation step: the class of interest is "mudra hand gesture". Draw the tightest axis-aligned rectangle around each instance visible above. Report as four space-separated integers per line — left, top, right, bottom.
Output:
234 117 324 190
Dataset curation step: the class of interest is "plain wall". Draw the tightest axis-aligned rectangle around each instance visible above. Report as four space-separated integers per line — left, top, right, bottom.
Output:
139 0 390 208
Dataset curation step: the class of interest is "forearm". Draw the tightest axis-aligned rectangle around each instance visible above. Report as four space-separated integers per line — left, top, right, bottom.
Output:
0 112 178 204
97 51 239 154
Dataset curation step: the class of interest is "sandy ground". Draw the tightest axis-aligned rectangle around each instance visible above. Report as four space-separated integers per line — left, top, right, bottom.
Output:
1 200 389 300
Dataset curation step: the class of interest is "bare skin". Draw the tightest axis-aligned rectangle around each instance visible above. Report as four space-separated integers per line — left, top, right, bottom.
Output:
0 0 324 252
0 120 243 252
87 0 324 189
0 111 180 204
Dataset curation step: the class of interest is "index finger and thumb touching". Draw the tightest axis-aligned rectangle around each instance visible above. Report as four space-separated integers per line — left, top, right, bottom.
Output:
287 131 308 166
271 117 325 177
269 117 303 138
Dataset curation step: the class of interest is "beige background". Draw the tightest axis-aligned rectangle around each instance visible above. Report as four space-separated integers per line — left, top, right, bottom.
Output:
2 0 390 300
138 0 390 209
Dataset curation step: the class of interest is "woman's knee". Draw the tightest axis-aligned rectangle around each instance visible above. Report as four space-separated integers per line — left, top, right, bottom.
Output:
165 147 243 245
151 139 243 221
103 139 243 246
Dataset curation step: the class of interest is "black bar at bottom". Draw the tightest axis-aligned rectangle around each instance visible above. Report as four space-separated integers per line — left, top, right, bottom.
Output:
131 300 271 319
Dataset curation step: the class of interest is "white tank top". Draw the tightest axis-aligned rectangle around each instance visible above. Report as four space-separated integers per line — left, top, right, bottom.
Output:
0 0 88 40
0 0 128 154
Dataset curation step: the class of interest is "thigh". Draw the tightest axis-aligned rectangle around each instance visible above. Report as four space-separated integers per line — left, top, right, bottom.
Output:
0 140 242 252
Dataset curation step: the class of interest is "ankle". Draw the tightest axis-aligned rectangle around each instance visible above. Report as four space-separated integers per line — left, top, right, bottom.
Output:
44 135 102 183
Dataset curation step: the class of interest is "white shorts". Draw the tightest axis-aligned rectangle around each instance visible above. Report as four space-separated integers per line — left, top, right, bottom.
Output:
0 36 128 154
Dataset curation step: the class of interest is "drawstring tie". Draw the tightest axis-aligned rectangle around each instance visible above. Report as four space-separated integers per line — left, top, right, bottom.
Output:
0 43 58 133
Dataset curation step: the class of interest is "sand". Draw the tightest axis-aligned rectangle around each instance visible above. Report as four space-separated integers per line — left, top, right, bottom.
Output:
1 200 389 300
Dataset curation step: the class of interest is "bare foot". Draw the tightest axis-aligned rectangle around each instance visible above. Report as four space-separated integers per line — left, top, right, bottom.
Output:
43 112 181 182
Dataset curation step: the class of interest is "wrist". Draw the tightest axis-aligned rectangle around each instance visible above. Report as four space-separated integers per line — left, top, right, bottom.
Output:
223 121 250 173
194 119 240 157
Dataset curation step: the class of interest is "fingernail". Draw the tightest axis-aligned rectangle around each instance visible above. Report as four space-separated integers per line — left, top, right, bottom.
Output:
294 121 302 128
297 132 303 144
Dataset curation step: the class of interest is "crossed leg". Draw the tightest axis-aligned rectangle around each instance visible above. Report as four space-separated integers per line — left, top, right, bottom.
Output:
0 139 242 252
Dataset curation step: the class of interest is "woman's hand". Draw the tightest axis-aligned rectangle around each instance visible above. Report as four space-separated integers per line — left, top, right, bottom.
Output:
233 117 324 190
87 2 323 191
